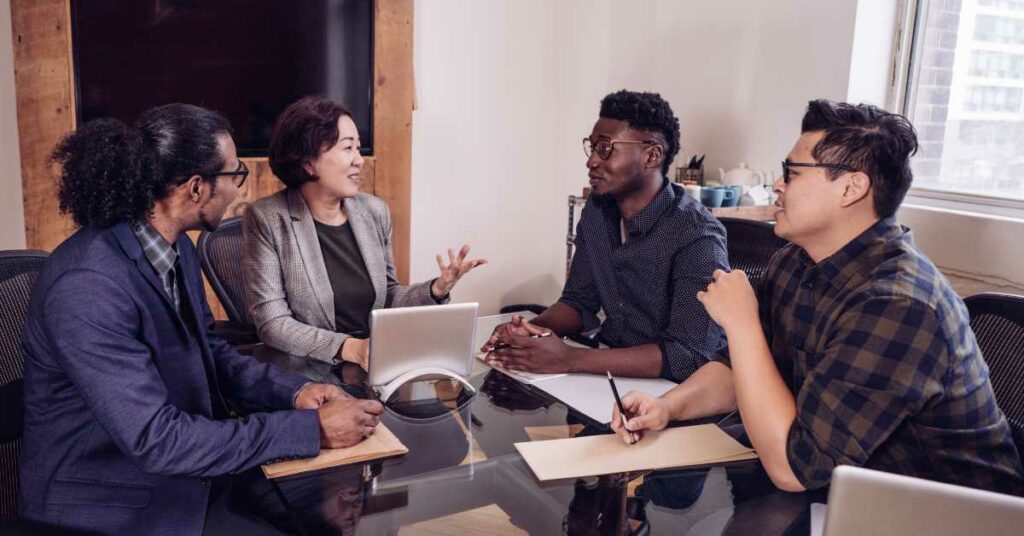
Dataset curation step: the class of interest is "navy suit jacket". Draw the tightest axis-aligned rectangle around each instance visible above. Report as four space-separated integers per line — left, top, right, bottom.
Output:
19 222 321 535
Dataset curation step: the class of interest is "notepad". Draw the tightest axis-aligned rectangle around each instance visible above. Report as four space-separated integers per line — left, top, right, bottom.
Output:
536 374 678 424
514 424 757 481
474 352 567 384
262 423 408 479
476 341 677 424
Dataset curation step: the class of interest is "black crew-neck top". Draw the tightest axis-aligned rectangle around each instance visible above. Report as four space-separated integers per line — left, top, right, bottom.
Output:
314 219 375 336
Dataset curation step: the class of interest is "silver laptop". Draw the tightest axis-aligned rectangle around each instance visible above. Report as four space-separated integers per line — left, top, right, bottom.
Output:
368 302 478 401
822 465 1024 536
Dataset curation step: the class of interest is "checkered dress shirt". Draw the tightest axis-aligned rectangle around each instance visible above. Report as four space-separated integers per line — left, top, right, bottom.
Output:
719 216 1023 494
132 222 180 312
559 180 729 381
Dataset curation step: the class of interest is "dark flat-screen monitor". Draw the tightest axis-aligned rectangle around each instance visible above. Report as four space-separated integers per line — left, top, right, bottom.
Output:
71 0 374 156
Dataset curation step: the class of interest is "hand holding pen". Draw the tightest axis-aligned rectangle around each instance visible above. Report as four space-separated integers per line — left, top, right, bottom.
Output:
484 330 552 353
481 315 549 353
607 371 638 445
610 390 672 445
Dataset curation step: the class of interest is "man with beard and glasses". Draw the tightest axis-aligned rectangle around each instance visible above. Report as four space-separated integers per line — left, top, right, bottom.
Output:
20 104 383 535
483 90 728 383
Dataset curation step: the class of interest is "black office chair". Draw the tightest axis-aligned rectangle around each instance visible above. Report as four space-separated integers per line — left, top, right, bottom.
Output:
0 250 48 521
965 292 1024 454
719 217 788 288
196 216 260 347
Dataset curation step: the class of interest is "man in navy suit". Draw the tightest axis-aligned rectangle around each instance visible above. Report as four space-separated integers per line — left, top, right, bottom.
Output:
19 104 383 534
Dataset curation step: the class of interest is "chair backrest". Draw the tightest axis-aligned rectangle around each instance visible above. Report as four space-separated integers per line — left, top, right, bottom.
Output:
718 217 788 288
0 250 48 520
196 216 251 324
965 292 1024 454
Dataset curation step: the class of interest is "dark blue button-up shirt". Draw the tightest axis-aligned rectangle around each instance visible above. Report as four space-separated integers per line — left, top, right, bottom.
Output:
559 180 729 381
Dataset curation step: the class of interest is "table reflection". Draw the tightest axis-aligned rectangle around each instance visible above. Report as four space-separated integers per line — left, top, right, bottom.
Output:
265 361 821 535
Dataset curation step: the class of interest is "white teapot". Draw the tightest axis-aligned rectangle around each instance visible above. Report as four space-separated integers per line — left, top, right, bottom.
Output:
718 163 765 188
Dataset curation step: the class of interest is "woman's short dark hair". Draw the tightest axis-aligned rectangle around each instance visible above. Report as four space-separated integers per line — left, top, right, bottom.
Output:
801 99 919 218
269 96 353 189
52 103 232 228
599 90 681 176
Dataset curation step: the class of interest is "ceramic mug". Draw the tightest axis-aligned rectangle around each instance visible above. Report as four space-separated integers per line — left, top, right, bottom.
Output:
700 187 726 208
720 186 742 208
684 184 702 201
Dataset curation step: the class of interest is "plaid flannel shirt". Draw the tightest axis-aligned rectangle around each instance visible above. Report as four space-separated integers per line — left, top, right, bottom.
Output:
717 216 1023 494
133 222 180 312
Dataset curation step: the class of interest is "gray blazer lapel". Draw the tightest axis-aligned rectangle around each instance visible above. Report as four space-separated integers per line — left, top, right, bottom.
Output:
344 195 388 309
286 189 337 328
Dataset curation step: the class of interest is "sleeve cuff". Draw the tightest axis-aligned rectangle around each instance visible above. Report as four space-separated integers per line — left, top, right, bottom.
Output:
429 278 450 304
291 381 314 408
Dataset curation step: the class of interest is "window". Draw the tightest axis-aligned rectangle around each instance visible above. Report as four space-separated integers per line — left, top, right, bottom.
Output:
904 0 1024 204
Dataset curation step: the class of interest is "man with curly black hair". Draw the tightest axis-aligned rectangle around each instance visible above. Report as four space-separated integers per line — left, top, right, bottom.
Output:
20 104 383 534
484 90 729 386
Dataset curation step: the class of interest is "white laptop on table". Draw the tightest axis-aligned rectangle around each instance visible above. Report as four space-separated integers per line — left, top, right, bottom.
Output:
817 465 1024 536
368 302 478 402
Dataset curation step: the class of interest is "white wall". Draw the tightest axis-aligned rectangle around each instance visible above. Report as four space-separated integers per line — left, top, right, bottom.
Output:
2 0 1016 299
411 0 861 314
0 0 26 250
847 0 901 107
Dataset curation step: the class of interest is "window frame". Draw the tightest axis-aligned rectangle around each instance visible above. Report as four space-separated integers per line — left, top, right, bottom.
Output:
892 0 1024 218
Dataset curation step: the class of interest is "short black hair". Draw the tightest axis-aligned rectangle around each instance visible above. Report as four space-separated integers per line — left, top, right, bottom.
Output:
53 104 232 228
599 90 680 176
801 99 918 218
269 96 353 189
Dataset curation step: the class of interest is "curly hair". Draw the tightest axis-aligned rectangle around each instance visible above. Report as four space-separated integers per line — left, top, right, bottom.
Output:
801 99 919 218
599 90 681 176
52 104 232 228
269 96 353 189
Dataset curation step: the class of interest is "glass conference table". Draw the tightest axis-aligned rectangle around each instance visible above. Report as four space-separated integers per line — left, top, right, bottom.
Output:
266 315 824 535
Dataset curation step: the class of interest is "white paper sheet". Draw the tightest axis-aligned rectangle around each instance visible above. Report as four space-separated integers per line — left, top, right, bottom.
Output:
475 352 568 384
532 373 678 424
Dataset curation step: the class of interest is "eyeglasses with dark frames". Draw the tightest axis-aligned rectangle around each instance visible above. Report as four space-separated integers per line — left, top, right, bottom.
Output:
202 160 249 188
583 138 661 160
781 160 856 184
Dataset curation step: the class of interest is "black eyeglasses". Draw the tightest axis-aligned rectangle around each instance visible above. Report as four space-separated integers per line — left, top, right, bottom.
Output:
202 160 249 188
583 138 661 160
781 161 856 184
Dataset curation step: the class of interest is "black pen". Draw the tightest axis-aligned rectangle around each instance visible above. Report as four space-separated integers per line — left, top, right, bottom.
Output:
607 371 637 444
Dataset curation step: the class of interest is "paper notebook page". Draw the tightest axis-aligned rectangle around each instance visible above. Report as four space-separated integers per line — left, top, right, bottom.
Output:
514 424 757 481
533 373 677 424
262 423 408 479
474 352 567 384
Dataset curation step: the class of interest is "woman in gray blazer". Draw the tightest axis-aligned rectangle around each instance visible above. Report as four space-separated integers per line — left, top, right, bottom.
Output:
243 96 484 384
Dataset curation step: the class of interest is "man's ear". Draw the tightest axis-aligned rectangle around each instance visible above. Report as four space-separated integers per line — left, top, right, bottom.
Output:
183 175 205 202
646 145 665 171
839 172 872 208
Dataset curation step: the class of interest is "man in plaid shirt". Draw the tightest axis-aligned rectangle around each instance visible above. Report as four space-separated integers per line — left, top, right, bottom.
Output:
612 100 1024 495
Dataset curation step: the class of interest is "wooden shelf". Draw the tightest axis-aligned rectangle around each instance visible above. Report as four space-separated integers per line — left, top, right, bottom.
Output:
710 205 775 222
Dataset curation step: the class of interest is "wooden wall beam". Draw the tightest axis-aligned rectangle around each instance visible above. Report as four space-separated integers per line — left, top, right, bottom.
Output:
373 0 414 284
11 0 76 251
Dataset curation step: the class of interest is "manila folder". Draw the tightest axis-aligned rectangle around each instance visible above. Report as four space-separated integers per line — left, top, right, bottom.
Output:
262 423 408 479
515 424 756 481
